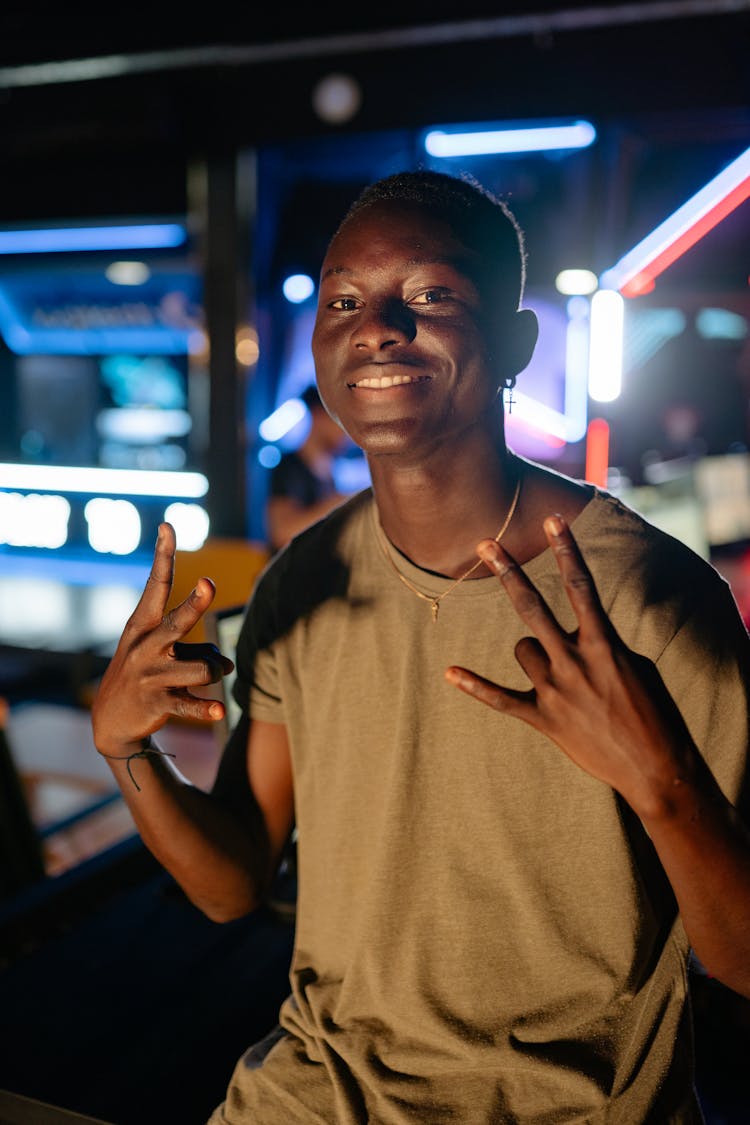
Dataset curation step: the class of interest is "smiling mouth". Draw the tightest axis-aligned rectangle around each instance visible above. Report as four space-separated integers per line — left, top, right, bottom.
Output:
348 373 432 389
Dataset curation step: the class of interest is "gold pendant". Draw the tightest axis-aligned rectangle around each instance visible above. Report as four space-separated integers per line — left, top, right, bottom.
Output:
431 600 439 623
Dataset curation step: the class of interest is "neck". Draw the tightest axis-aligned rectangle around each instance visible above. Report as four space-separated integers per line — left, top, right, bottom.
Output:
369 439 521 580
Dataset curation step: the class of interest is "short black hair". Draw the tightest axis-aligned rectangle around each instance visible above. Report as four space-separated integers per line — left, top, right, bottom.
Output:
335 169 527 313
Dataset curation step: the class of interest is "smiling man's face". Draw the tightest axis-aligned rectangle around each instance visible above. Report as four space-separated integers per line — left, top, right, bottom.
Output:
311 199 507 462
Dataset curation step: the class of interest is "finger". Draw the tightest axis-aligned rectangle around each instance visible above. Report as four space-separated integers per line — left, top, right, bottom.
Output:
174 641 234 667
477 538 569 656
173 640 235 682
444 665 537 723
166 688 228 725
160 575 218 643
542 515 612 642
127 523 177 632
513 636 551 684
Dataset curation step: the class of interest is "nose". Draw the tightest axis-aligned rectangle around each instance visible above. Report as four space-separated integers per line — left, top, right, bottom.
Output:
353 298 416 350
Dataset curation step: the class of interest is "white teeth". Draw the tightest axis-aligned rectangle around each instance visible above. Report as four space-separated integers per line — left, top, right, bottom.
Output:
353 374 425 388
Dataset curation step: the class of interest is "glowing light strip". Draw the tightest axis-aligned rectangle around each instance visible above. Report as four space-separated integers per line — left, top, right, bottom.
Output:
588 290 624 402
259 398 307 442
0 552 150 585
0 223 187 254
424 120 596 157
0 326 192 356
585 419 610 487
0 464 208 498
508 390 568 443
506 411 566 449
564 312 590 443
600 145 750 297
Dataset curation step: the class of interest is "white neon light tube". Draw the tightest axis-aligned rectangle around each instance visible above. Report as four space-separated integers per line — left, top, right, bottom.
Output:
600 145 750 296
0 463 208 498
509 390 568 442
564 307 590 443
588 290 624 403
259 398 307 442
424 120 596 157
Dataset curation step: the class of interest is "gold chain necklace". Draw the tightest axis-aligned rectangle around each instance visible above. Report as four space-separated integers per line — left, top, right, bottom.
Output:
377 469 522 623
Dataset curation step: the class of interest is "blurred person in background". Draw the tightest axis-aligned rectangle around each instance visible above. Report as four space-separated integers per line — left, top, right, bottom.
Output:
266 383 351 551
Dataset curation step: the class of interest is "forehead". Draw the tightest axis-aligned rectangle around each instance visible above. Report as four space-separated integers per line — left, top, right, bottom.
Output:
322 199 478 276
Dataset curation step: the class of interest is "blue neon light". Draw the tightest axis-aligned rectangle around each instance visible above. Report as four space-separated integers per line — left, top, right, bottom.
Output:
0 325 192 355
0 223 187 254
0 270 200 355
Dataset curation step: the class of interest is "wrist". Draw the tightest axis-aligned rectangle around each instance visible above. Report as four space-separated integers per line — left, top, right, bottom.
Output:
632 753 721 829
98 737 176 791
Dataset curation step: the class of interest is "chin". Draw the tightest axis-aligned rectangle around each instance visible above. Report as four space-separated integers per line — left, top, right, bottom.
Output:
348 417 424 455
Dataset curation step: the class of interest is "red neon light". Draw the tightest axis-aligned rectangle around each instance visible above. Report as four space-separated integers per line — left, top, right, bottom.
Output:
585 418 610 487
623 276 656 298
621 177 750 297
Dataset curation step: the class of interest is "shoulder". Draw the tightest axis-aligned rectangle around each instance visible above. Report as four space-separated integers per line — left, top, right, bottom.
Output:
520 455 713 586
520 460 738 649
242 489 374 637
274 487 373 563
571 488 747 661
575 487 716 586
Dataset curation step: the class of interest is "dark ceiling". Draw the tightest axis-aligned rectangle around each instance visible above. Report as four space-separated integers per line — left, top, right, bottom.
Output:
0 1 747 305
1 1 748 219
3 2 742 69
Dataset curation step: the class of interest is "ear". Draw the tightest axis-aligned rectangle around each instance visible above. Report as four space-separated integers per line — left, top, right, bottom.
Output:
485 307 538 386
506 307 538 379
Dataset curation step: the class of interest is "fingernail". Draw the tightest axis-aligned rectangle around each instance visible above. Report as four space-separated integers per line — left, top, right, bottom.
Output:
478 541 509 575
478 540 498 564
545 515 565 536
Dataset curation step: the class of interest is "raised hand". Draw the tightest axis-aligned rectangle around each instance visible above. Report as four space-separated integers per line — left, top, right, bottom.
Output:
91 523 234 758
445 514 698 818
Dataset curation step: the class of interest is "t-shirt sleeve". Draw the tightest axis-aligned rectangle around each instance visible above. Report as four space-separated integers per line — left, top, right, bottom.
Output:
232 558 286 726
587 494 749 819
656 574 750 816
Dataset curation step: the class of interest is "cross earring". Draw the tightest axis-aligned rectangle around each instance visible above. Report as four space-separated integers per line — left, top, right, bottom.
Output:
505 384 515 413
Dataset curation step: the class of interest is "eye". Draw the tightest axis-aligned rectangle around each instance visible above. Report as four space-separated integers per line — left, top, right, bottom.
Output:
327 296 361 311
409 287 452 306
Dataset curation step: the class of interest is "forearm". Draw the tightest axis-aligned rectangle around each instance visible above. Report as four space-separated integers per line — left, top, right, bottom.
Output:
100 740 272 922
637 753 750 999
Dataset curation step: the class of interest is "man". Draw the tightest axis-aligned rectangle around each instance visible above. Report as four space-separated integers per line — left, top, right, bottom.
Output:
92 170 750 1123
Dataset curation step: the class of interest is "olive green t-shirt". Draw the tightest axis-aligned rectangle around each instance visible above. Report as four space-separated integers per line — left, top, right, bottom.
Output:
211 487 749 1124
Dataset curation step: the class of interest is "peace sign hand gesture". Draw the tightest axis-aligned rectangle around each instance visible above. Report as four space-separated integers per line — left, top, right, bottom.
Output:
445 515 698 820
92 522 234 760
